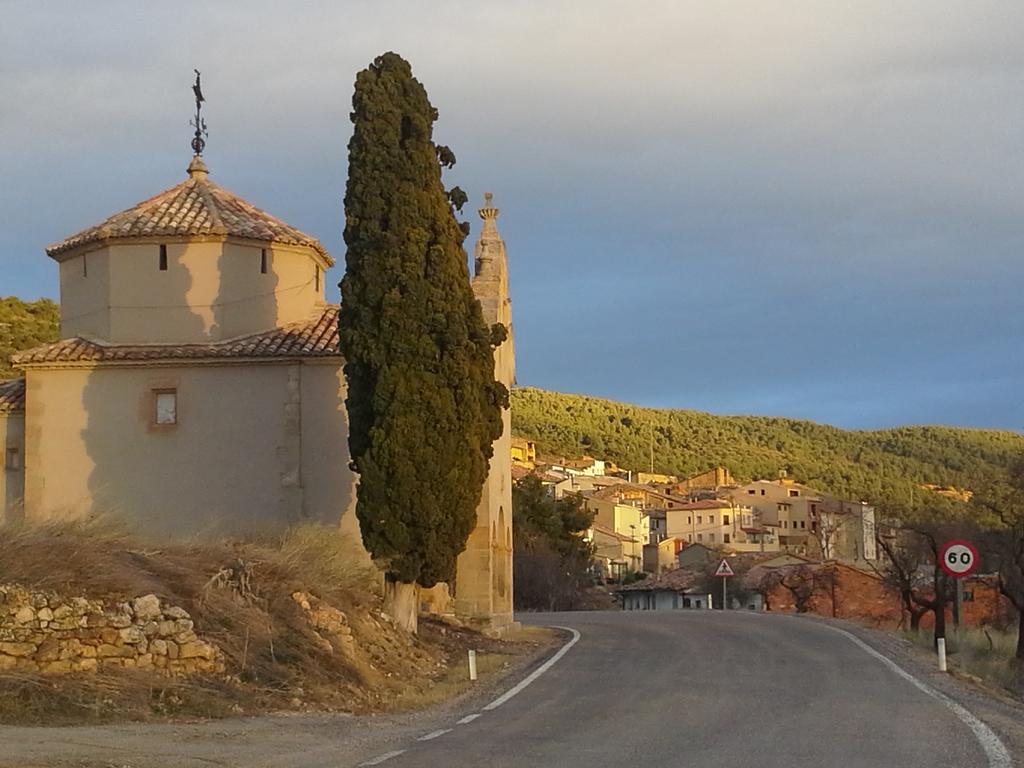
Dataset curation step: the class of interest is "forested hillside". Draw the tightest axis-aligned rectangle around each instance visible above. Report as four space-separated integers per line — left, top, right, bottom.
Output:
511 387 1024 513
0 296 59 378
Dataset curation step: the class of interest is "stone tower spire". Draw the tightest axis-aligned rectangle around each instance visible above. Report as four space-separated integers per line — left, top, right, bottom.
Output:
453 192 517 634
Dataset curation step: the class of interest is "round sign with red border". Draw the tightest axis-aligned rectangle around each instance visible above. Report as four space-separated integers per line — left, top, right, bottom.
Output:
939 539 979 578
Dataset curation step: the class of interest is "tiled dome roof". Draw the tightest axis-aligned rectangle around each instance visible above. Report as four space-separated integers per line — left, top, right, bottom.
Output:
47 157 331 263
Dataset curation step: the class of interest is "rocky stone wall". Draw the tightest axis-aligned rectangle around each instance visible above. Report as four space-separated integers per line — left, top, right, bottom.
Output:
291 590 355 658
0 585 224 675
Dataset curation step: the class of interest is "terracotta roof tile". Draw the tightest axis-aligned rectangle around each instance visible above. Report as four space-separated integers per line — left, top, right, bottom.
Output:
13 306 341 367
0 379 25 413
47 167 331 263
617 567 700 593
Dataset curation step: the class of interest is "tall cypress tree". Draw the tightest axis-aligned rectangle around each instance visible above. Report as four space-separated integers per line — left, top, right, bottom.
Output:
339 52 506 631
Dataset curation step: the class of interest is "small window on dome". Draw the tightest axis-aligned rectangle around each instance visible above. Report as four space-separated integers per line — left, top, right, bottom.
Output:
260 248 268 274
82 254 88 278
159 245 168 271
315 265 321 292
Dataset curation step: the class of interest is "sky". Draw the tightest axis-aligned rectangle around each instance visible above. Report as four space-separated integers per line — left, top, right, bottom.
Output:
2 1 1022 431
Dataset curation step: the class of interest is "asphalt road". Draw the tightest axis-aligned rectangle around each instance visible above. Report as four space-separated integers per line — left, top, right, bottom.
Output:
370 610 999 768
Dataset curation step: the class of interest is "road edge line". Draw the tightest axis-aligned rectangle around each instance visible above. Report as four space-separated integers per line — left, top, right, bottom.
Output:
824 623 1012 768
481 625 581 711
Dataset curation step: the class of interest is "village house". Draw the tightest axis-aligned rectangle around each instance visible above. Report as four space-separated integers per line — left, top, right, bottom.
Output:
725 478 822 555
586 523 641 578
584 496 649 559
815 498 878 567
618 568 711 611
664 498 776 553
555 455 606 477
549 473 625 499
510 436 536 468
643 535 685 573
670 466 734 494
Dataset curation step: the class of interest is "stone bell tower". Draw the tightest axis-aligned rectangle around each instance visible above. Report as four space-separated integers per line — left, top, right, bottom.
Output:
454 193 515 633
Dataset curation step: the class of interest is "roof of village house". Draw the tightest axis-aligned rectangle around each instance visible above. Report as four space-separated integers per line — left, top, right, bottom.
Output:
12 305 341 367
617 567 700 593
0 378 25 413
589 523 636 542
511 465 533 481
46 157 332 263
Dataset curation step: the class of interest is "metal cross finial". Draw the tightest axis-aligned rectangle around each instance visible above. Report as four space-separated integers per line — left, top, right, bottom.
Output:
190 69 208 156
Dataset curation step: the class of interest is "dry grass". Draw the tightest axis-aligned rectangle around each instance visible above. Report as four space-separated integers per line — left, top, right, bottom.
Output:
0 519 499 724
903 626 1024 697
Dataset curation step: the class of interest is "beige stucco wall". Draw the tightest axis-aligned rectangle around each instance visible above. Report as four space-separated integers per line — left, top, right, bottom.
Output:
586 498 647 544
22 361 355 538
59 240 326 344
2 412 26 523
59 249 111 340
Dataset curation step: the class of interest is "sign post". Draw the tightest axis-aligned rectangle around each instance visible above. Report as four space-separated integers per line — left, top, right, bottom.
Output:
715 558 735 610
938 539 979 667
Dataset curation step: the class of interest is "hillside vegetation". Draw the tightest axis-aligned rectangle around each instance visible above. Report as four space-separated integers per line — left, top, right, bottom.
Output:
511 387 1024 513
0 521 541 724
1 296 59 378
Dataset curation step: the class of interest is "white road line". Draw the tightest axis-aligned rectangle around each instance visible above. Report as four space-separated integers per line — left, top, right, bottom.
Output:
824 624 1012 768
417 728 452 741
359 750 406 766
457 713 481 724
482 625 581 711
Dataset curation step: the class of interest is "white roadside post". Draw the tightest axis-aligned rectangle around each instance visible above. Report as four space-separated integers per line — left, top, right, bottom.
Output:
937 539 979 673
468 649 478 681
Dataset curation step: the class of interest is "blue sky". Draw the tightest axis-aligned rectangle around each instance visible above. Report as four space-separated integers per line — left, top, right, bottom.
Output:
2 1 1022 431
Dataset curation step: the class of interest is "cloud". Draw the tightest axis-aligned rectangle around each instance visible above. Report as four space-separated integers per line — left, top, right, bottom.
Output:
2 0 1022 428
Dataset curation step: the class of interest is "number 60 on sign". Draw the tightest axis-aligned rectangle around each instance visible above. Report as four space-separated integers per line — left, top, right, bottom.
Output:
939 539 979 578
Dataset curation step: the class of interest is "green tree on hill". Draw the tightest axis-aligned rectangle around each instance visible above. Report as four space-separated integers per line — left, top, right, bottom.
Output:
339 52 506 632
511 387 1023 517
1 297 59 378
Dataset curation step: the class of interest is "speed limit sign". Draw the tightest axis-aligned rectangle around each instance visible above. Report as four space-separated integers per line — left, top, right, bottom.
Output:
939 540 979 578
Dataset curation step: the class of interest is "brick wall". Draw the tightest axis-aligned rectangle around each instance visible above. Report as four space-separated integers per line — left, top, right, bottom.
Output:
764 564 1011 629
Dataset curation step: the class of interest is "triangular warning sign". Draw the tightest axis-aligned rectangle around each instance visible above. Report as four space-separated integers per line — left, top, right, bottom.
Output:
715 558 735 577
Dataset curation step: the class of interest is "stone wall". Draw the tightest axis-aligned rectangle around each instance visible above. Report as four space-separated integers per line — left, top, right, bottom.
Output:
0 585 223 675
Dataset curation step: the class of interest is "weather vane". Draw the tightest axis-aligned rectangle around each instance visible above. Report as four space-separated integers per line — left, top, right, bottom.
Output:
190 69 207 156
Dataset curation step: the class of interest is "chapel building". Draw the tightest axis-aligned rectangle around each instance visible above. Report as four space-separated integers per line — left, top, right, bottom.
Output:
5 154 355 537
2 150 515 632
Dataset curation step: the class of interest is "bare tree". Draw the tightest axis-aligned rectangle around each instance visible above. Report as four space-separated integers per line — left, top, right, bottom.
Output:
762 565 834 614
873 531 930 631
973 457 1024 660
815 508 845 561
